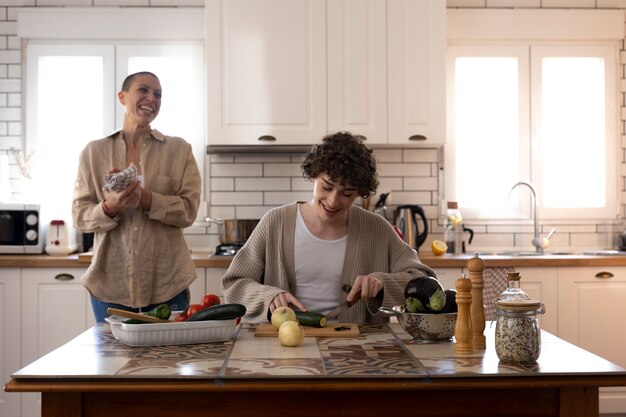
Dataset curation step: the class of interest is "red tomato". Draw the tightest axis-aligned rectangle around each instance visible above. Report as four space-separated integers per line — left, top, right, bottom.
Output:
201 293 221 308
174 312 188 322
186 304 204 317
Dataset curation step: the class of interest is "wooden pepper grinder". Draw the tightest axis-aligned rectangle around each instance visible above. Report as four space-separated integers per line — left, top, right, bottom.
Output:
467 254 486 349
454 274 473 354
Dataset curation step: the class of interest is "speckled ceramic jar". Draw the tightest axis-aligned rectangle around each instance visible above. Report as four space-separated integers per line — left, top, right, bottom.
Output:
495 300 545 364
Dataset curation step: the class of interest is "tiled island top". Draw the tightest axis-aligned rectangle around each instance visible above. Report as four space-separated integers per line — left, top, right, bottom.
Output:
7 322 626 417
10 322 625 380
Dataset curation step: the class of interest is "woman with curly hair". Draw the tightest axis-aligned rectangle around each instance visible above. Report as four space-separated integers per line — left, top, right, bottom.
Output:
222 132 435 324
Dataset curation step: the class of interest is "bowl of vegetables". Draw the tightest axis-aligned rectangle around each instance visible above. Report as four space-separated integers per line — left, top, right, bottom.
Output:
379 276 457 340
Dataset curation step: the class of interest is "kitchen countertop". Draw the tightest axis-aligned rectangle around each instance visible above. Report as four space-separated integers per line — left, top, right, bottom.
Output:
5 322 626 417
3 251 626 268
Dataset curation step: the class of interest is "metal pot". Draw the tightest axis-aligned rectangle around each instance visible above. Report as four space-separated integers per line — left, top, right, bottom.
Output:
205 218 259 245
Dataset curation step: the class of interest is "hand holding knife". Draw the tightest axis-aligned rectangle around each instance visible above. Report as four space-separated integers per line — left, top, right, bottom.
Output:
326 284 356 320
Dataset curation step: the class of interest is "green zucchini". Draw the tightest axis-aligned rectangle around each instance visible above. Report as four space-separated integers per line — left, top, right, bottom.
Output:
186 303 247 322
295 311 327 328
122 304 171 324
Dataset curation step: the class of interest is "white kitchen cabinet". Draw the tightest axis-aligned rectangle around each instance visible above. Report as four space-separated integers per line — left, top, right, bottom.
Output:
20 267 93 417
387 0 446 145
206 0 327 145
558 266 626 414
207 0 446 147
206 267 228 302
0 269 21 417
432 267 464 290
513 267 558 335
327 0 387 144
188 268 206 305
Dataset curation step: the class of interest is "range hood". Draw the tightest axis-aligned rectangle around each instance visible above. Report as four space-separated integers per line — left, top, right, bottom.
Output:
206 144 312 154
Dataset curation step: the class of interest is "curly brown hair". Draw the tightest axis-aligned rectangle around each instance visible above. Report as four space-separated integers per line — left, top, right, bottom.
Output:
301 132 379 198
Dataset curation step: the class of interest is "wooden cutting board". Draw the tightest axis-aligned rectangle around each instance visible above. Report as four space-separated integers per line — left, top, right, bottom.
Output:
255 323 359 338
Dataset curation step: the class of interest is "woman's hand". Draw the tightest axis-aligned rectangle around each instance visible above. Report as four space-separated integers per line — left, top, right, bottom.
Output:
103 167 141 215
269 292 307 313
346 275 383 304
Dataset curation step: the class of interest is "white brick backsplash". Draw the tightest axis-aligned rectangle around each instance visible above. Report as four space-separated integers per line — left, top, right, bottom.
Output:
8 64 20 78
486 0 540 6
36 0 92 5
291 176 312 191
468 233 515 250
0 94 6 107
403 177 438 191
542 0 596 7
234 154 291 163
150 0 204 6
210 177 234 191
0 22 17 36
386 191 432 206
7 93 20 107
372 148 402 163
264 191 311 206
2 0 35 5
235 177 290 191
0 107 20 121
597 0 626 7
211 163 262 177
263 163 302 177
403 148 439 163
375 177 403 194
0 49 20 64
207 206 235 219
210 191 263 206
0 66 6 78
94 0 149 5
0 8 6 20
0 37 6 50
377 163 431 177
0 122 7 135
7 36 20 50
7 121 20 135
447 0 486 7
0 79 20 93
235 205 272 219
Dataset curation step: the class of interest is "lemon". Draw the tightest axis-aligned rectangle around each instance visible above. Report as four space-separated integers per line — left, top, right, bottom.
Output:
431 240 448 256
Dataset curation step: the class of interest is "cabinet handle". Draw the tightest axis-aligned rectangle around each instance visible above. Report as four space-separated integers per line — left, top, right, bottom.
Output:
54 273 75 281
595 271 614 279
258 135 277 142
408 134 427 141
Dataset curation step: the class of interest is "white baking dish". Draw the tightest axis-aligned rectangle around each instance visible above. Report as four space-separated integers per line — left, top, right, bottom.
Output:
105 314 237 347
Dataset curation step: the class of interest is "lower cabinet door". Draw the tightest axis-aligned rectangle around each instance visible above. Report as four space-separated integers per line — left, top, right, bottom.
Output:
558 266 626 414
20 267 91 417
0 268 21 417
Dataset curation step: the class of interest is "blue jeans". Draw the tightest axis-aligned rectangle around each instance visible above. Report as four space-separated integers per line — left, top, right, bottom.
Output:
91 288 190 323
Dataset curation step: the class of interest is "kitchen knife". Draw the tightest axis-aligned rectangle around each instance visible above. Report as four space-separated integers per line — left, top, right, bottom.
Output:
326 300 353 320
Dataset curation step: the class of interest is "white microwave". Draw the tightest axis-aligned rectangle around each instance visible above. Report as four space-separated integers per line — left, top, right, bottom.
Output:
0 203 44 254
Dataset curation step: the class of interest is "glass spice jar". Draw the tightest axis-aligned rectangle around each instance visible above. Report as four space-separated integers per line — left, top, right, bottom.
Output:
495 299 545 364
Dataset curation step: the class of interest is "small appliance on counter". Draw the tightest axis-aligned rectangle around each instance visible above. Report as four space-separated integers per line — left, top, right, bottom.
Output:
45 219 78 256
0 202 43 254
394 205 429 250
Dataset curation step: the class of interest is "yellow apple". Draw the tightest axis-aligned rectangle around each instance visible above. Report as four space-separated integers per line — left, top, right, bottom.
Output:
271 306 297 329
278 321 305 347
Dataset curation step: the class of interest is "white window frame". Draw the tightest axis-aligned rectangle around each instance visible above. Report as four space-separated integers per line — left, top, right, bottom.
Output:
446 9 623 222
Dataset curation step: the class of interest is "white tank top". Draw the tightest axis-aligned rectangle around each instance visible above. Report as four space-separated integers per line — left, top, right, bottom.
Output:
294 204 347 315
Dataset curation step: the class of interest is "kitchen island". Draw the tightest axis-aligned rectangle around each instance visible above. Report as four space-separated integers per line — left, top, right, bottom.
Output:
5 321 626 417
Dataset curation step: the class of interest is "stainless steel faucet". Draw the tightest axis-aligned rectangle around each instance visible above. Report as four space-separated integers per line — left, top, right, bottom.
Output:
509 181 556 253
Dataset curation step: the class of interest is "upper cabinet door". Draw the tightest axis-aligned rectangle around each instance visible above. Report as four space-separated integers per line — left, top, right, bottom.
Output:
327 0 387 144
206 0 327 145
387 0 446 145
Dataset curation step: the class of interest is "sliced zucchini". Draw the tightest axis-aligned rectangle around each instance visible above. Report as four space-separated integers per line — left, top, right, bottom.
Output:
295 311 327 328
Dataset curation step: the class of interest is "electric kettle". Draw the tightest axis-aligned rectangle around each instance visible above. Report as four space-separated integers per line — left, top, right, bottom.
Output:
394 205 429 250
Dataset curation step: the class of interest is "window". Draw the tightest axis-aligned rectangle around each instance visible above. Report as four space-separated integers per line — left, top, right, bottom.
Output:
25 42 204 226
446 10 621 222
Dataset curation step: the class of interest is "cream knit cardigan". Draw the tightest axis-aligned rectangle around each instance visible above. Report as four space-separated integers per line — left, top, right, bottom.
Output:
222 202 436 323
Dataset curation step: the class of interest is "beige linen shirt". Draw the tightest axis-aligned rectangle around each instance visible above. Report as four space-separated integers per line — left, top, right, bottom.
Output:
222 202 437 324
72 130 201 307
